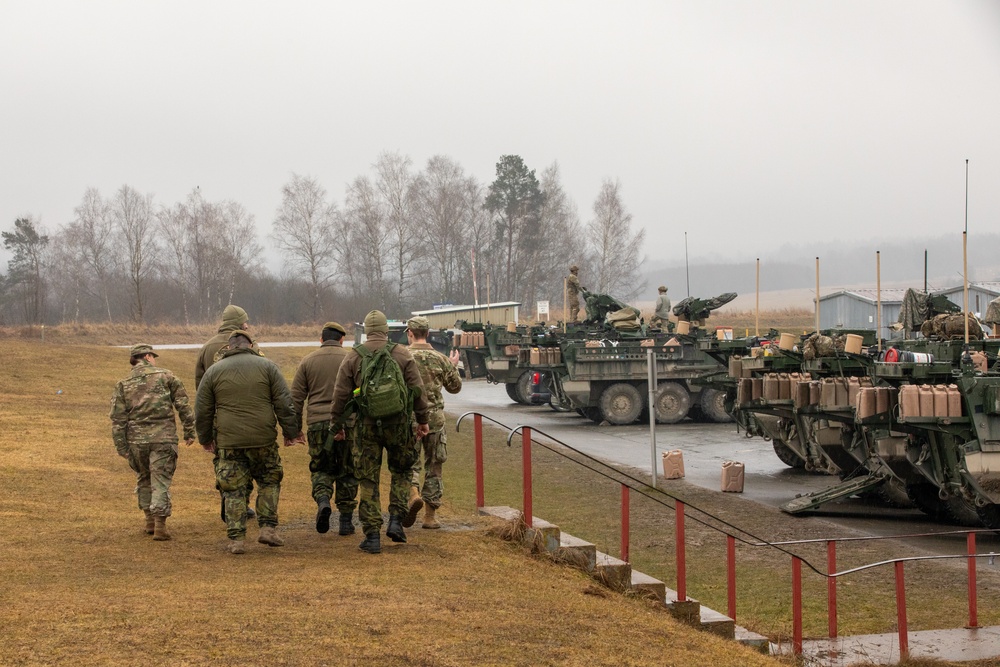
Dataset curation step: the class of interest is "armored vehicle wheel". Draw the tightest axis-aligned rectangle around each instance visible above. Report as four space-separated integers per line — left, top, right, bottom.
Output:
907 484 982 527
513 371 533 405
772 439 804 468
871 478 915 509
599 383 644 425
575 408 587 417
976 503 1000 530
653 382 690 424
505 383 520 402
698 388 732 423
583 406 604 423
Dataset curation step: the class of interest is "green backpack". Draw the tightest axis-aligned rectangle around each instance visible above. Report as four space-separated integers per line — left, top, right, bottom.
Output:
355 343 410 421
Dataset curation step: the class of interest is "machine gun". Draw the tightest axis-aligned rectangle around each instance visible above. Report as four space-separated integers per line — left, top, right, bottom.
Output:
672 292 737 323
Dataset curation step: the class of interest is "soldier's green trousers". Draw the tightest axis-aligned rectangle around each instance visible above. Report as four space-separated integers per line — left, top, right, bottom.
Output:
216 445 283 540
353 421 419 535
127 441 177 517
308 420 359 514
411 429 448 509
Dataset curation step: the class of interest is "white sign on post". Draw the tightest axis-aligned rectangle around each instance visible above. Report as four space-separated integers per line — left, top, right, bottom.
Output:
537 300 549 321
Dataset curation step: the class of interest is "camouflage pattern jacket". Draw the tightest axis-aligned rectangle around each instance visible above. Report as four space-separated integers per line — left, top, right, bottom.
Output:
110 361 195 454
567 274 581 298
408 341 462 433
291 341 350 430
329 331 430 427
195 347 299 449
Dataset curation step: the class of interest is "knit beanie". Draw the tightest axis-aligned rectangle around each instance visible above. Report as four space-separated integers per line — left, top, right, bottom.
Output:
363 310 389 333
221 305 248 329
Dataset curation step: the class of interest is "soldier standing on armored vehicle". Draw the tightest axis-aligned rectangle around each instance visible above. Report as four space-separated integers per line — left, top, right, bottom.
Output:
650 285 672 329
566 265 583 322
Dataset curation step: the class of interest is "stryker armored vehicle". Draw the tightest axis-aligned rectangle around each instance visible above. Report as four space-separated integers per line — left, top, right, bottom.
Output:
540 291 740 424
356 320 453 356
453 321 551 405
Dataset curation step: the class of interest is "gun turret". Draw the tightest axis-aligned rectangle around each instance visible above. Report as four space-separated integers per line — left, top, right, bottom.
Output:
672 293 737 322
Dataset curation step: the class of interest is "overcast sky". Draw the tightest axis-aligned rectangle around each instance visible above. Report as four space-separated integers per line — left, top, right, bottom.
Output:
2 1 999 272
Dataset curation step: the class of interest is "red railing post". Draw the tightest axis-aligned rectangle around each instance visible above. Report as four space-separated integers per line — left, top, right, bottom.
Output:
621 484 630 563
727 535 736 621
521 426 532 528
827 540 838 638
968 532 979 629
895 560 909 660
676 500 686 601
792 556 803 655
474 414 485 509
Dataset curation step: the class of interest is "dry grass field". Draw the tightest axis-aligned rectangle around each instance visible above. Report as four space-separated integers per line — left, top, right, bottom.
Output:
0 339 784 667
3 335 999 666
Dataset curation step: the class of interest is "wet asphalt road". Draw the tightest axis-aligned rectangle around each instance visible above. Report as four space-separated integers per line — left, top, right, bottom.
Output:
447 378 1000 559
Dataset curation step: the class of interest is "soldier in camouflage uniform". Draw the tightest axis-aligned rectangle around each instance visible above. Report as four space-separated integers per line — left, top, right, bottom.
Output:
404 316 462 529
329 310 429 554
195 331 302 555
566 265 582 322
110 344 196 541
195 304 256 522
650 285 672 329
291 321 359 536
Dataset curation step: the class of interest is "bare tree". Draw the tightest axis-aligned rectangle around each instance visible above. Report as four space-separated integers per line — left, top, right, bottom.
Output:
47 229 90 323
374 151 423 313
218 200 263 305
271 174 338 320
71 188 118 321
110 185 157 321
535 162 586 311
586 179 645 300
341 175 389 311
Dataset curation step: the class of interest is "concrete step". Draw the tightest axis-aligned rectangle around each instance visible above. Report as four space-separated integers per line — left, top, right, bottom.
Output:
479 506 560 553
594 551 632 592
556 532 597 572
734 626 769 652
630 569 667 603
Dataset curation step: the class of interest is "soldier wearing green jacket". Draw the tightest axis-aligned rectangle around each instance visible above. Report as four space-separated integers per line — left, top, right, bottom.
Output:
651 285 672 329
404 316 462 529
291 321 359 536
329 310 430 554
567 265 582 322
195 304 256 522
110 344 195 541
195 331 303 555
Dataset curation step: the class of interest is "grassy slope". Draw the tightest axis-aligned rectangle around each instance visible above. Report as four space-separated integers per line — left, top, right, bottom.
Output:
0 340 781 667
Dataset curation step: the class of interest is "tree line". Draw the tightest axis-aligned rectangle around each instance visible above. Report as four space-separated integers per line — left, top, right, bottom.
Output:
1 153 646 326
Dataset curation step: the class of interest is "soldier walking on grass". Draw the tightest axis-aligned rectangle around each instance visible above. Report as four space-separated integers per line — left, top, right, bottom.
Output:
291 322 359 536
195 304 257 522
110 344 196 541
329 310 429 554
403 316 462 529
195 330 303 555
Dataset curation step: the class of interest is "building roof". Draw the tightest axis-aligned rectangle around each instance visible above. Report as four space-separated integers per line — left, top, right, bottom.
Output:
411 301 521 317
819 288 909 305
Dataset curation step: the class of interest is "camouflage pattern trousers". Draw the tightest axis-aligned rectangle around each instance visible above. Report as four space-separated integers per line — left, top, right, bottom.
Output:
128 441 177 517
308 421 359 514
216 445 283 540
411 429 448 509
353 421 419 535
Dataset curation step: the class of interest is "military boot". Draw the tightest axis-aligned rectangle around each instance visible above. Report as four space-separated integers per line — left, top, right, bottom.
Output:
422 505 441 529
258 525 284 547
143 510 155 535
402 485 423 528
315 497 332 534
386 514 406 543
338 512 356 536
228 539 246 555
152 516 172 541
359 532 381 554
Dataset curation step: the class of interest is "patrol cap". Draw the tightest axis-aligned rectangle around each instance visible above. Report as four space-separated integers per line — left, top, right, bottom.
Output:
406 316 430 331
322 321 347 335
130 343 158 358
570 265 579 272
658 285 668 292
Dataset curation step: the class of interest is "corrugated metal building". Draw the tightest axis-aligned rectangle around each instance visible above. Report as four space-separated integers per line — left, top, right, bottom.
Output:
937 282 1000 317
410 302 521 330
818 288 908 338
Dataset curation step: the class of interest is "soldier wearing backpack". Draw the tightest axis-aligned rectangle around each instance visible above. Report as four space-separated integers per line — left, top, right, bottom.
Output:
329 310 429 554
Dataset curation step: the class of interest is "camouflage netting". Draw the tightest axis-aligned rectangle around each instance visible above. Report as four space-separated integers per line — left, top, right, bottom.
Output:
800 333 845 360
919 313 984 340
897 288 929 334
